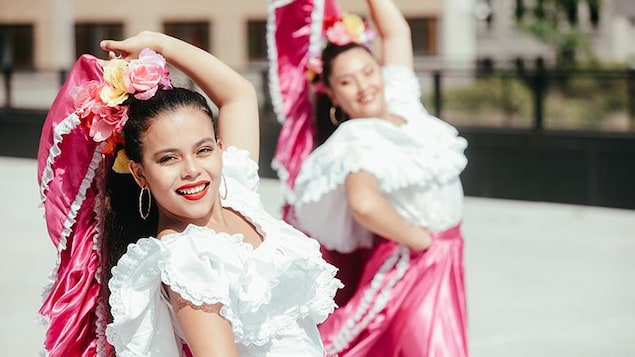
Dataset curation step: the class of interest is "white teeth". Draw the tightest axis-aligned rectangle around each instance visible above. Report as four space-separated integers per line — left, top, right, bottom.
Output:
178 183 206 195
360 93 374 103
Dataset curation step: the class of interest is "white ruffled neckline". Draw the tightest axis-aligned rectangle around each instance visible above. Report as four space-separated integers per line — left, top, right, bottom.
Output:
293 116 468 207
107 184 342 351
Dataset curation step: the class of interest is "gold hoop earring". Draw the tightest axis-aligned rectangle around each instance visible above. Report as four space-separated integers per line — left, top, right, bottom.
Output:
329 106 341 126
220 174 228 200
138 187 152 220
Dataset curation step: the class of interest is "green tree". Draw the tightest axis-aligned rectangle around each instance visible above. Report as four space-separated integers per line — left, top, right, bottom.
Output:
515 0 601 68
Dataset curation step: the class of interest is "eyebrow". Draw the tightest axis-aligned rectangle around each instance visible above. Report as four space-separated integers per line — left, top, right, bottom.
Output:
333 63 375 82
152 137 216 157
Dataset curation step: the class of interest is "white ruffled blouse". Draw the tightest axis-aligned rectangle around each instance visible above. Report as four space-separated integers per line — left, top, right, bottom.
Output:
106 147 342 356
292 65 468 253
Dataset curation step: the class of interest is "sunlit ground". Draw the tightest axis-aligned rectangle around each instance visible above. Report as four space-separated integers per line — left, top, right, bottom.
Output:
2 156 633 356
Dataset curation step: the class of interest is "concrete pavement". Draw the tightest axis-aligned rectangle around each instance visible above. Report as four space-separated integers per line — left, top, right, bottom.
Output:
2 156 634 356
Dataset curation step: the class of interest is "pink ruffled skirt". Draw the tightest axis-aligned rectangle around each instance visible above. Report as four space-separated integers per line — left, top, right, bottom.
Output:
318 224 468 357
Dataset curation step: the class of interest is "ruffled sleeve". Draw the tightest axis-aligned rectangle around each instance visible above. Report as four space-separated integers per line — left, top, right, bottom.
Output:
382 64 429 122
106 238 183 356
159 224 341 347
159 225 244 315
222 146 260 193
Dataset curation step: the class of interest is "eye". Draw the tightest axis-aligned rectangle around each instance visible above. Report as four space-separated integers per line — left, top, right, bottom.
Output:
158 155 177 164
197 146 215 155
363 66 374 75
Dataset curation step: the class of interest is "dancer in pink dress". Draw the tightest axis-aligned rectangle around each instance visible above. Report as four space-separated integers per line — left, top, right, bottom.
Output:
268 0 470 355
37 32 341 356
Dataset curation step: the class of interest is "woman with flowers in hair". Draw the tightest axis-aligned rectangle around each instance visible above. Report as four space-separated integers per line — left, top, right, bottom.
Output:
37 31 341 356
268 0 469 356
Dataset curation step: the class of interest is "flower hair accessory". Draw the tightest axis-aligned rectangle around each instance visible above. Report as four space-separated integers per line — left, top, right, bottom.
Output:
306 13 377 86
72 48 172 166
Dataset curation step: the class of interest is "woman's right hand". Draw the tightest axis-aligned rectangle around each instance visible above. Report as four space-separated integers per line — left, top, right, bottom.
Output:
406 226 432 252
100 31 167 61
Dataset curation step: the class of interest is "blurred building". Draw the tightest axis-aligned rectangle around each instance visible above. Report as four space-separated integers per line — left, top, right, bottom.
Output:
476 0 635 68
1 0 633 73
0 0 451 72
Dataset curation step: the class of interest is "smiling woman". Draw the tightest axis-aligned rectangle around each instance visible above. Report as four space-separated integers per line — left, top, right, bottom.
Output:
270 0 469 356
36 31 341 357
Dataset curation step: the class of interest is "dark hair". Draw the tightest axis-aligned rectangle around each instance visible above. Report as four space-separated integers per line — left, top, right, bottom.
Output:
313 42 372 147
101 88 216 314
124 87 217 162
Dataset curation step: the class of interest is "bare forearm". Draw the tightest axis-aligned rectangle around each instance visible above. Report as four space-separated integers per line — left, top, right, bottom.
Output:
109 31 260 160
345 172 430 251
366 0 413 67
154 33 257 109
367 0 410 39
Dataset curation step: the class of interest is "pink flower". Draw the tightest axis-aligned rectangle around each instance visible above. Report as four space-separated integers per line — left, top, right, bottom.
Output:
89 105 129 142
125 48 172 100
326 22 354 46
72 81 103 120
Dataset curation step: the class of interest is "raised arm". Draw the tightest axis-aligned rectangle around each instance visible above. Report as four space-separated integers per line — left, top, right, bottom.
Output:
345 171 431 251
367 0 413 69
100 31 260 162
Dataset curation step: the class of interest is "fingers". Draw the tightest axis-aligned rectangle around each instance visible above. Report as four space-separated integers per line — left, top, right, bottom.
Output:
100 34 155 59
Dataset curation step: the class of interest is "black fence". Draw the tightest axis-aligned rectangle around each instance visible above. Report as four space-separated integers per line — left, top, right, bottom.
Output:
422 67 635 209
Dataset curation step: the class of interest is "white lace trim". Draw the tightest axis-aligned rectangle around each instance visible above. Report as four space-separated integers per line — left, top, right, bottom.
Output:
266 0 284 124
38 143 105 355
266 0 325 124
325 246 410 354
92 168 109 357
271 158 295 202
308 0 326 58
223 146 260 193
39 113 81 204
40 143 105 304
106 237 163 353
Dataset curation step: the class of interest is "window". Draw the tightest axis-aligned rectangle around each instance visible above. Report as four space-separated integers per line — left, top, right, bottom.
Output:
0 24 34 70
75 23 124 58
407 18 438 56
247 20 267 61
164 22 210 51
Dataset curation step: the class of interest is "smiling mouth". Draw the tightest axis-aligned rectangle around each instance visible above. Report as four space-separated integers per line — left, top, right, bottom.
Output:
176 182 210 200
359 93 375 104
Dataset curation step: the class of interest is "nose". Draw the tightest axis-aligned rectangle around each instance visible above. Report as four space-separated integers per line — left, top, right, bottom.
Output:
355 76 369 92
181 156 201 179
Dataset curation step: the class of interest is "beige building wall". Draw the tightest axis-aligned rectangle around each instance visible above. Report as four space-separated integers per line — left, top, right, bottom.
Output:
1 0 443 71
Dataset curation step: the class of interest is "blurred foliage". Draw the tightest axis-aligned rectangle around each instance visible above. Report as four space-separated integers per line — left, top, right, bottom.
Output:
426 68 630 132
515 0 601 68
544 72 627 130
424 77 533 128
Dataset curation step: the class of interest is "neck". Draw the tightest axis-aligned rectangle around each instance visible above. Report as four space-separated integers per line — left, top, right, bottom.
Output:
156 197 227 237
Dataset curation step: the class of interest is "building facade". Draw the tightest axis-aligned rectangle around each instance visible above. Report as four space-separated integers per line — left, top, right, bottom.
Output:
2 0 634 74
0 0 453 72
475 0 635 68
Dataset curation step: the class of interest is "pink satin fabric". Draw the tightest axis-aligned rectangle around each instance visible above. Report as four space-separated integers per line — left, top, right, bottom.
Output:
319 224 469 357
37 55 113 356
269 0 341 190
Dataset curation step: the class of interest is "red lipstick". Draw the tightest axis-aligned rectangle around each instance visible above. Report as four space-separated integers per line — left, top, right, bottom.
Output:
176 181 210 201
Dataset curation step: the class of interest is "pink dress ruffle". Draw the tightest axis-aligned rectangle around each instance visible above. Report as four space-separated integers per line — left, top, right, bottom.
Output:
319 224 468 357
37 55 113 356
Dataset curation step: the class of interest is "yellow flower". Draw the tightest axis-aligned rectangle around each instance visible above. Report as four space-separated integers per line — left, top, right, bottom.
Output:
101 59 129 106
112 149 131 174
342 13 365 42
